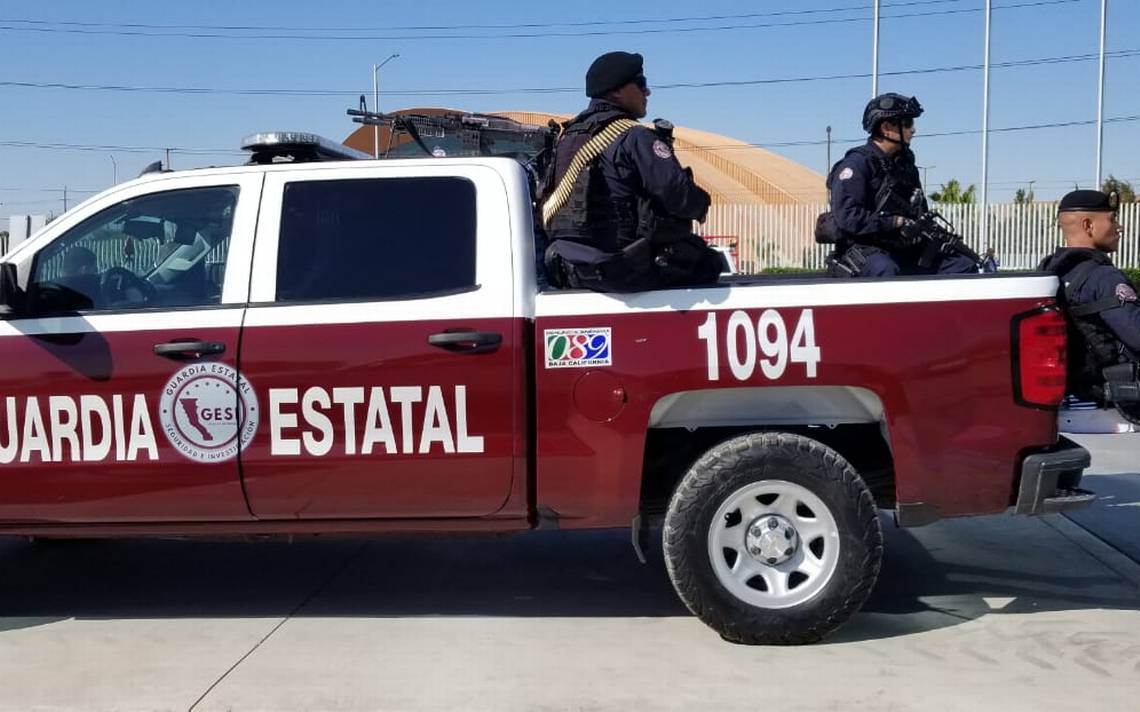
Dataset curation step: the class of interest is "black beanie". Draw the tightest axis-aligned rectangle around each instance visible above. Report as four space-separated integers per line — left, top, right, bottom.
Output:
585 51 644 98
1058 189 1119 213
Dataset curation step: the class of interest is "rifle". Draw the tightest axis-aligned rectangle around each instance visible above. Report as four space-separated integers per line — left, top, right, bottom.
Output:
347 101 560 208
876 185 983 270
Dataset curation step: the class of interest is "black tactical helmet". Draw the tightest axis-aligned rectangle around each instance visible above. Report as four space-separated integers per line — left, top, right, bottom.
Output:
862 93 924 134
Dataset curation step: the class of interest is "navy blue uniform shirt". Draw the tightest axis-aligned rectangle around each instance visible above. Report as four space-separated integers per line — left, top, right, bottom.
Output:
827 140 922 239
1055 247 1140 355
570 100 710 221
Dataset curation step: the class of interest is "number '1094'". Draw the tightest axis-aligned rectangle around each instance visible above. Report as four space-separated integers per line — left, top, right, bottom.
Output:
696 310 821 382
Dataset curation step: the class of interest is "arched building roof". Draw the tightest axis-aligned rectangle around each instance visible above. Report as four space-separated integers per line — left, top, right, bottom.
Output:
343 108 826 205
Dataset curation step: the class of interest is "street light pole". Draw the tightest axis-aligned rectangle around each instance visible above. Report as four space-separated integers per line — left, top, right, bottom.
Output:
917 164 935 189
110 154 117 184
1095 0 1108 188
979 0 993 246
871 0 881 96
373 53 400 159
825 126 832 174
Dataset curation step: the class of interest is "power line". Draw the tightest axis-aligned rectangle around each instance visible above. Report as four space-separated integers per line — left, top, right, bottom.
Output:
3 114 1138 159
3 47 1134 99
678 114 1140 151
645 49 1140 91
0 199 64 207
0 139 238 156
0 1 969 33
986 177 1139 187
0 0 1077 41
0 186 99 193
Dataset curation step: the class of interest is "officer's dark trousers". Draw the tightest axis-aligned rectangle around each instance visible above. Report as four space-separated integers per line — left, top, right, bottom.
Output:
859 246 977 277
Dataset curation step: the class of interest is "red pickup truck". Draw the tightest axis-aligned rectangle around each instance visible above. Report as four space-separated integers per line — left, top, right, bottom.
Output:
0 134 1092 644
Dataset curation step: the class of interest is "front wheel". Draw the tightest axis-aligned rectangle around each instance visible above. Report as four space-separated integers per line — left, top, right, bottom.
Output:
663 432 882 645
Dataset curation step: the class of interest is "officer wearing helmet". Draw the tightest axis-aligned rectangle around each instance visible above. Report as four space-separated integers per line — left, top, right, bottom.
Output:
823 93 977 277
1038 190 1140 420
540 51 723 292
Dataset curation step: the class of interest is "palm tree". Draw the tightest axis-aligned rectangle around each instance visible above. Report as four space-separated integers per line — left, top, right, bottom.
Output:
1102 175 1136 202
930 179 977 204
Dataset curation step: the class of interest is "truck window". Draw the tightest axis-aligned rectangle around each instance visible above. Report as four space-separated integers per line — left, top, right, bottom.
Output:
27 186 238 313
275 177 477 302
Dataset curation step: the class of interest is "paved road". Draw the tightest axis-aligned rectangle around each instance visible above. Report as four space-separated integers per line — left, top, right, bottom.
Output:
1066 433 1140 562
0 438 1137 711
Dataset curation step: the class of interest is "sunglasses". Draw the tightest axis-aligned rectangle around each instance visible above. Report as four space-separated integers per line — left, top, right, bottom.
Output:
900 118 915 128
633 75 648 91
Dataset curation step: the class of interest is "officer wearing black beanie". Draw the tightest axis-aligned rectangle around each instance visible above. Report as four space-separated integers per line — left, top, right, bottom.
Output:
540 52 721 292
1039 189 1140 417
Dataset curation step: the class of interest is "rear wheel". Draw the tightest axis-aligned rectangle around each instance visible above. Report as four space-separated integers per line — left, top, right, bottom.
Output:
663 431 882 645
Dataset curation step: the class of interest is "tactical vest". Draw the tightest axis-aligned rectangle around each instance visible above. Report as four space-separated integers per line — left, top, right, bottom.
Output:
819 143 920 246
1040 249 1135 401
546 109 640 253
540 106 723 292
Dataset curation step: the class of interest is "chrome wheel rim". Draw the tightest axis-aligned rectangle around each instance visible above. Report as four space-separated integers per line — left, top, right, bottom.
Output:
707 479 840 609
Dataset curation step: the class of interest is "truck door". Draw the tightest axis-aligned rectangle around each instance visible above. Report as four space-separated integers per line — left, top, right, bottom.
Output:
238 164 521 519
0 174 261 522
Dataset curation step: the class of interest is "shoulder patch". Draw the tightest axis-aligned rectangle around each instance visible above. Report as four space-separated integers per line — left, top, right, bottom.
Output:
1115 282 1137 302
652 139 673 159
838 167 854 181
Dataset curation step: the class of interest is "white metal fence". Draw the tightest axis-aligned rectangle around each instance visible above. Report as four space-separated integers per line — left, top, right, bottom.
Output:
7 202 1137 277
696 201 1140 274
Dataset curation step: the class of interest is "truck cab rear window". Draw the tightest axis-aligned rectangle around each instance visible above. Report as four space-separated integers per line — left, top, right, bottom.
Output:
276 177 477 302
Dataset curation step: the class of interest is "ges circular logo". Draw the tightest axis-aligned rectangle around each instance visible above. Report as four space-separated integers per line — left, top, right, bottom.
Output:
160 364 259 463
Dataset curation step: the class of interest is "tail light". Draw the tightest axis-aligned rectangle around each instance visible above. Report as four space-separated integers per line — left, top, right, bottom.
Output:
1012 308 1068 408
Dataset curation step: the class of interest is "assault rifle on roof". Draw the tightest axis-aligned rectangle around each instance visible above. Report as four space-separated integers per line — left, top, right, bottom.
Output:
347 98 558 186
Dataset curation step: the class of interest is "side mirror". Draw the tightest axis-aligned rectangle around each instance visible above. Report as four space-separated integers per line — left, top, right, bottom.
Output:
0 263 23 318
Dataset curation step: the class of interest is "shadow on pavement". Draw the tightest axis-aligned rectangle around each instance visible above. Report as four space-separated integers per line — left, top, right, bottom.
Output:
1 513 1136 642
1065 472 1140 563
834 511 1140 642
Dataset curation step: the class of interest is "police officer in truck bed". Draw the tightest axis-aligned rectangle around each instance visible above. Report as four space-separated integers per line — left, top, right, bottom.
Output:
1039 189 1139 406
824 93 977 278
541 51 723 292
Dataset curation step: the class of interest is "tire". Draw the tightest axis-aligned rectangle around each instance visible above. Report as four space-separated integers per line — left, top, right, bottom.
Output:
663 431 882 645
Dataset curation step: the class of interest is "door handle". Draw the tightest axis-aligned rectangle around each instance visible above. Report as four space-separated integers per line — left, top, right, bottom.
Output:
427 330 502 354
154 340 226 360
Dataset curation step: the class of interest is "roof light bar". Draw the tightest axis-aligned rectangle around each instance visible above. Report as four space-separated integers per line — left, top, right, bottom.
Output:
240 131 372 164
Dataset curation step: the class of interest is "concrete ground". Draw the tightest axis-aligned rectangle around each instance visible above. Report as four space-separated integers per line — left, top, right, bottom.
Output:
1066 433 1140 563
0 437 1137 711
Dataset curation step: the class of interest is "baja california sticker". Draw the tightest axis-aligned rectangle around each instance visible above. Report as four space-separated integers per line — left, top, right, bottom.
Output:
652 139 673 159
160 363 259 463
1115 283 1137 302
838 167 854 181
545 328 612 369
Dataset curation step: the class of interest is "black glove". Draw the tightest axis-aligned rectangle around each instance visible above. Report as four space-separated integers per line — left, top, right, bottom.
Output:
898 218 923 246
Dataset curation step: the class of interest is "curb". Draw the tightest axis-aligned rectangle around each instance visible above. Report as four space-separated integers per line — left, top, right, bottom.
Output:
1041 513 1140 590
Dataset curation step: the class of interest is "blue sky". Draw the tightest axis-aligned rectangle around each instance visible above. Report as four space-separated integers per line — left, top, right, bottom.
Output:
0 0 1137 216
